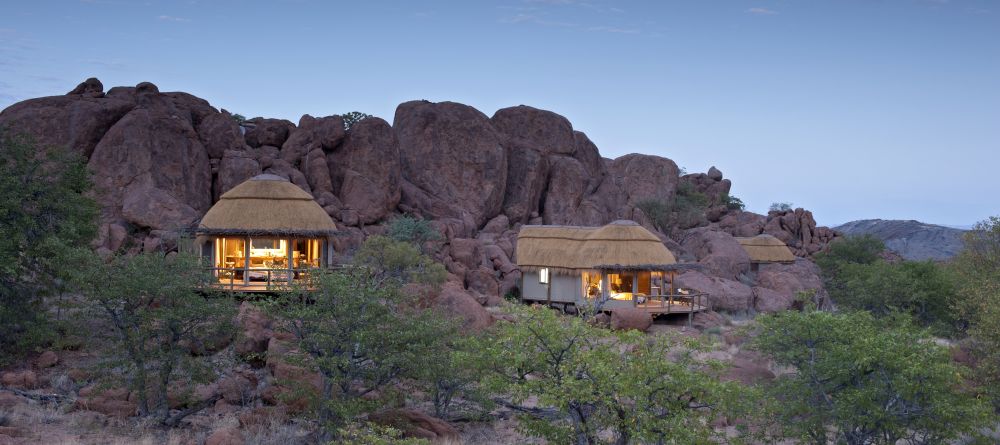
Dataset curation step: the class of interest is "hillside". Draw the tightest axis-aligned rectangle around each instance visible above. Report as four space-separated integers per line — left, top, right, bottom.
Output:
834 219 967 261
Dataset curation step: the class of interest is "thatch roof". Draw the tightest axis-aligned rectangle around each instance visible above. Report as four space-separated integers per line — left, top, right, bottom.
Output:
197 174 338 237
516 220 677 273
735 234 796 263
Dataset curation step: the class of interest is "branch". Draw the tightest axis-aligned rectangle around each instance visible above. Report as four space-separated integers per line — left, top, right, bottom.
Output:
161 393 222 427
492 398 564 420
0 386 71 404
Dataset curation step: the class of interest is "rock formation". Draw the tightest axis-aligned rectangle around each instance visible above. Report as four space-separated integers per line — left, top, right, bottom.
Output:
0 78 841 319
834 219 967 261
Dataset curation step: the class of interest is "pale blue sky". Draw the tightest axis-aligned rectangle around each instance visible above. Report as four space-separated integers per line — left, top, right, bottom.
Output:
1 0 997 226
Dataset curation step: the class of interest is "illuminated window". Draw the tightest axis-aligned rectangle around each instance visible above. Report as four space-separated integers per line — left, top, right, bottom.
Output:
539 268 550 285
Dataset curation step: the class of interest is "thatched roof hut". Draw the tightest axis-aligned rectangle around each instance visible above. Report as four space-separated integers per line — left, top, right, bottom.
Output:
197 174 337 237
516 220 676 273
735 234 796 263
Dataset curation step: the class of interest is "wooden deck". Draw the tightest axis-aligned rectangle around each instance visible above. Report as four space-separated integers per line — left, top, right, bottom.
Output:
523 293 710 317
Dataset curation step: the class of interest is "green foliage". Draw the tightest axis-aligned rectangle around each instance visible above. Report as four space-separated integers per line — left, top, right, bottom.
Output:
386 216 442 252
74 253 235 424
718 192 746 211
815 234 885 273
478 305 751 444
832 261 959 335
953 216 1000 410
769 202 793 212
263 238 456 440
230 113 246 124
354 235 447 286
342 111 373 131
337 423 430 445
752 309 991 444
817 235 960 334
0 129 98 364
636 181 711 233
414 333 492 420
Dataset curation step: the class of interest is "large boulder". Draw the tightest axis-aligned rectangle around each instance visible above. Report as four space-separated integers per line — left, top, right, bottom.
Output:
88 94 212 230
197 111 245 159
501 143 549 224
368 408 460 441
675 271 753 313
680 228 751 280
764 208 838 257
610 308 653 332
572 131 606 193
716 211 767 238
431 283 493 332
757 258 827 304
752 286 795 313
329 117 401 224
608 154 680 208
0 80 134 158
244 118 295 148
542 156 590 225
394 100 507 226
491 105 576 156
216 149 261 198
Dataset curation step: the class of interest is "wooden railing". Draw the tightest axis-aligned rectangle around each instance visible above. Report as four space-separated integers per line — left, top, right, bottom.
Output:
631 292 708 314
208 267 317 292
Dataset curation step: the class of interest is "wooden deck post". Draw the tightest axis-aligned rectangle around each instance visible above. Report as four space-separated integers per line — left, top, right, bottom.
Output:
631 270 638 307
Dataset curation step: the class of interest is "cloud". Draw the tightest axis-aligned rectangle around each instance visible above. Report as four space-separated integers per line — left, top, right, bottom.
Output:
746 7 778 15
500 13 578 27
588 25 639 34
157 15 191 22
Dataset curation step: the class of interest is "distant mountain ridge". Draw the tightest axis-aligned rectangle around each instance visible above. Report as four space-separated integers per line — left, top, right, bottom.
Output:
833 219 967 261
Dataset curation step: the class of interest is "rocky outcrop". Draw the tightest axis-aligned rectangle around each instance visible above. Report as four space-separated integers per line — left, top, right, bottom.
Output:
834 219 967 261
395 100 507 227
1 78 841 321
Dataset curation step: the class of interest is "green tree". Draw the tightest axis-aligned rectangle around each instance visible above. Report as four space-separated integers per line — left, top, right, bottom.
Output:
752 309 990 444
386 215 442 253
230 113 246 125
718 192 746 211
479 305 750 445
0 129 98 363
75 253 235 425
769 202 793 212
829 261 959 334
636 182 711 233
342 111 373 131
263 236 453 440
953 216 1000 410
814 234 885 274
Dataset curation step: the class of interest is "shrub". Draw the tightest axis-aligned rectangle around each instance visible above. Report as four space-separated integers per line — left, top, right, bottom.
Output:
718 192 746 211
478 305 752 444
636 182 711 233
752 309 991 444
0 129 97 364
815 234 885 273
769 202 793 212
953 216 1000 410
387 216 442 253
230 113 246 125
263 237 456 440
74 253 235 425
342 111 372 131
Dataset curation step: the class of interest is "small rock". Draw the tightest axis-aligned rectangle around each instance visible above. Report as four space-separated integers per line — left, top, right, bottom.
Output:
1 370 38 389
35 351 59 368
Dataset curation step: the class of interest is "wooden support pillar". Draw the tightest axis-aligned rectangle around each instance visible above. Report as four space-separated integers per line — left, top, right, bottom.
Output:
631 270 638 307
243 236 251 287
286 238 293 285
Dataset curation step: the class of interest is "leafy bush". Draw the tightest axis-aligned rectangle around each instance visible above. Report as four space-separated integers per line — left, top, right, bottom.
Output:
769 202 793 212
478 305 752 444
817 235 960 335
74 253 235 425
718 192 746 211
263 236 456 440
387 216 442 253
636 182 711 232
953 216 1000 410
753 309 991 444
342 111 373 131
230 113 246 125
0 129 97 364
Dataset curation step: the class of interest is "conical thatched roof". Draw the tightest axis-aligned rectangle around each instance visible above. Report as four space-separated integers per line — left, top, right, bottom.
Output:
516 220 676 273
735 234 796 263
197 174 337 237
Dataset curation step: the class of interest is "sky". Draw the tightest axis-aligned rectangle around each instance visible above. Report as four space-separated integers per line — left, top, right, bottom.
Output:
1 0 997 227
